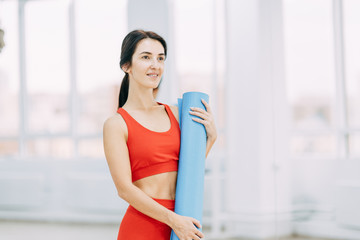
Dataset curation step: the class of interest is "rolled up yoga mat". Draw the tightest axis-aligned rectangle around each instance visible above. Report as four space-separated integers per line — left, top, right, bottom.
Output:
170 91 209 240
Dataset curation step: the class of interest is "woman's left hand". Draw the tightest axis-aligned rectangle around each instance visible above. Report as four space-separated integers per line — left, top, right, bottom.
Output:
189 99 217 143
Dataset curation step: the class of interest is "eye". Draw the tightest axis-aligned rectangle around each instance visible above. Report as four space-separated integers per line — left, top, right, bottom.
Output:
158 56 165 61
142 55 150 59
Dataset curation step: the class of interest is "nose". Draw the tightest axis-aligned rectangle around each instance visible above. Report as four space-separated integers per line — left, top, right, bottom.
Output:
150 57 160 68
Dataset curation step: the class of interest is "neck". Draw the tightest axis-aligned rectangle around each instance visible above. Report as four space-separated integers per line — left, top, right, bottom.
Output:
125 82 158 111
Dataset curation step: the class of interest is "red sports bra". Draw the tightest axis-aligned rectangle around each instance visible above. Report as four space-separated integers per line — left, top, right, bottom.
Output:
117 102 181 182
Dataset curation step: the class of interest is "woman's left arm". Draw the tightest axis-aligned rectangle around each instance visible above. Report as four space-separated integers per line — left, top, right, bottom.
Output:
189 99 217 158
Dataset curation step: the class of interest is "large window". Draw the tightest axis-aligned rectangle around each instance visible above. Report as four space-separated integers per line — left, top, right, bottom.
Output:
343 0 360 158
0 0 127 160
75 0 126 159
24 0 72 159
284 0 360 159
0 0 19 157
0 0 226 162
26 0 70 135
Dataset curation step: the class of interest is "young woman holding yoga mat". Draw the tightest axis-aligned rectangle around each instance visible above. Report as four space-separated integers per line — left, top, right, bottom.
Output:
103 30 217 240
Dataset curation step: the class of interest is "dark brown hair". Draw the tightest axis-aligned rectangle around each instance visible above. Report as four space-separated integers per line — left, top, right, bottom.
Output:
118 29 167 108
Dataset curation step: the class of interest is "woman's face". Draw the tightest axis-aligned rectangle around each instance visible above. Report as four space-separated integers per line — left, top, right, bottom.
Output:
125 38 165 89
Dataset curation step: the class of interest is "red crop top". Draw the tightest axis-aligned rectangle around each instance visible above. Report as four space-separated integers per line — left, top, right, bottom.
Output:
117 102 181 182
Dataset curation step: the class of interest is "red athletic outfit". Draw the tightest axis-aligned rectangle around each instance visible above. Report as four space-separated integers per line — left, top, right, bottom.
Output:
116 102 180 240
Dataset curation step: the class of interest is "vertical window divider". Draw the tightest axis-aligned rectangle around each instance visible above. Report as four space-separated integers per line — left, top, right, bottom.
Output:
333 0 349 159
18 0 27 158
210 0 221 237
69 0 78 159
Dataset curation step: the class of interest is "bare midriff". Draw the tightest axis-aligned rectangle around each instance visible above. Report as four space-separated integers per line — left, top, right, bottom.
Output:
133 171 178 200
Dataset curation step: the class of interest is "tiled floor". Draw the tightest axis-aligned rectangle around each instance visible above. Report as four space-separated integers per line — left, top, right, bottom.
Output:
0 220 333 240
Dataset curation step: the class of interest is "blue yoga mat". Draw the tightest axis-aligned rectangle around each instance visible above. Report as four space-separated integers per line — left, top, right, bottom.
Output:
170 92 209 240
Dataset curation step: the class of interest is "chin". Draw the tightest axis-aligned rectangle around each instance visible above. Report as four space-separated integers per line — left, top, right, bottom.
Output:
142 83 159 90
149 80 161 88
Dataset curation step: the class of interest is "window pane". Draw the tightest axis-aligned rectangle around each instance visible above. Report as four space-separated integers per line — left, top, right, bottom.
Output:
290 135 337 158
292 98 332 130
76 0 126 135
26 138 73 159
78 139 104 158
349 134 360 158
343 0 360 128
283 0 336 130
77 88 118 135
28 94 69 133
25 0 70 134
0 140 19 157
0 1 19 136
174 0 214 94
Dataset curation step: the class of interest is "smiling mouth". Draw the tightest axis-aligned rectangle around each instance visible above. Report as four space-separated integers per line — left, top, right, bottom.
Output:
147 74 158 77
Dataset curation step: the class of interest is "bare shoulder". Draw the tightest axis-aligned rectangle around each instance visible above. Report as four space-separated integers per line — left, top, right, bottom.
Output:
168 104 179 123
103 113 128 138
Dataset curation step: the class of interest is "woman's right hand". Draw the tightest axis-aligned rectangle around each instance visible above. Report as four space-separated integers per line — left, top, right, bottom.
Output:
169 213 204 240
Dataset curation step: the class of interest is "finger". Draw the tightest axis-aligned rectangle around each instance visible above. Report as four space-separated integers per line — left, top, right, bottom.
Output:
191 117 208 127
196 231 205 238
201 99 212 114
192 219 202 229
189 110 208 120
190 107 209 116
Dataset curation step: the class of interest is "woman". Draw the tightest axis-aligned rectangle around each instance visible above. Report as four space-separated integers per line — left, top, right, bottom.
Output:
103 30 217 240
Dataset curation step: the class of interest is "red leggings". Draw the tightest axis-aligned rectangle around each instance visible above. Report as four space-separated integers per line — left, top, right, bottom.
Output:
117 198 175 240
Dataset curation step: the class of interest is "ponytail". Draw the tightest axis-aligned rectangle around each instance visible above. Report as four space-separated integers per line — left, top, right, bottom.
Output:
118 73 129 108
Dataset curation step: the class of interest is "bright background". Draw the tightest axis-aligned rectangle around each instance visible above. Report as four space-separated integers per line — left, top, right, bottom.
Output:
0 0 359 239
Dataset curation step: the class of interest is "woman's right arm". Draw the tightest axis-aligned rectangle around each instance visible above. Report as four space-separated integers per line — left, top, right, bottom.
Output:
103 116 204 240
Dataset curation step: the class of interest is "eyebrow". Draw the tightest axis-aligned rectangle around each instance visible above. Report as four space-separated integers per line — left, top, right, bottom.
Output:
139 51 165 56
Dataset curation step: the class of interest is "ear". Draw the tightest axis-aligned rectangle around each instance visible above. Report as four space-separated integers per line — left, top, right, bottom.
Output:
121 63 130 73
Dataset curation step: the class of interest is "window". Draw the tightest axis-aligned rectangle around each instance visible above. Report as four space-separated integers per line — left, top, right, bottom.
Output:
26 0 70 135
343 0 360 158
0 0 127 160
75 0 127 159
0 0 20 157
75 0 126 136
283 0 337 158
